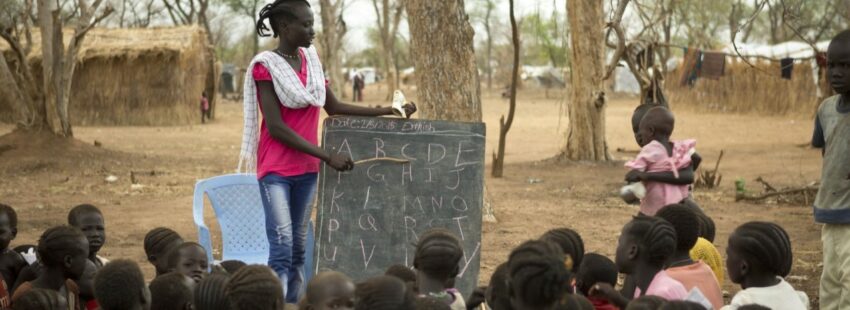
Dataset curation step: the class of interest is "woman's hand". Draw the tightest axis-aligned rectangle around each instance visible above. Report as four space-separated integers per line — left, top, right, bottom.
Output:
326 153 355 172
402 102 417 118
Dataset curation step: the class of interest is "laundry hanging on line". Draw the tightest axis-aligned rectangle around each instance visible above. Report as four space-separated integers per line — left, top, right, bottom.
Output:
780 58 794 80
700 52 726 80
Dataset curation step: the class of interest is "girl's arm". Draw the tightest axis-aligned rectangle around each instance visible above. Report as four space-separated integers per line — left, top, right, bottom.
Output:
323 88 417 117
626 152 701 185
257 81 353 171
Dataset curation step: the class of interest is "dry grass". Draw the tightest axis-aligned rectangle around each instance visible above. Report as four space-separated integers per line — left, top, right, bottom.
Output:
666 59 821 116
0 26 212 126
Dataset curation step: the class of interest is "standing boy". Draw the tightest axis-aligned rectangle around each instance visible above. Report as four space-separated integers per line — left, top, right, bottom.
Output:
813 29 850 310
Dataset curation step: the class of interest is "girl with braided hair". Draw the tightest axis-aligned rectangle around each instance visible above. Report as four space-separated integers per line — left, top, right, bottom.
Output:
143 227 183 278
506 240 572 310
413 229 465 310
226 265 285 310
722 222 808 310
238 0 417 303
12 226 88 310
591 217 687 308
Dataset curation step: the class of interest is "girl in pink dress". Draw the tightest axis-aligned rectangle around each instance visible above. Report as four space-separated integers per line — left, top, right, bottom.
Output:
625 107 696 216
238 0 416 303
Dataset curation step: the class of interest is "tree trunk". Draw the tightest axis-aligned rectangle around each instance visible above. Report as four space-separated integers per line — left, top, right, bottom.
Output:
38 0 66 136
484 1 493 90
0 52 32 127
319 0 347 99
491 0 519 178
561 0 609 161
406 0 481 122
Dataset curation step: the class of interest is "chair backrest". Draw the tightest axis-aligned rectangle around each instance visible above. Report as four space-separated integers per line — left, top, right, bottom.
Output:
193 174 269 263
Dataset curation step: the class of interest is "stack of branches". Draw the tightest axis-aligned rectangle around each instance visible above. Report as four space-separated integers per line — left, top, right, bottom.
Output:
735 176 819 205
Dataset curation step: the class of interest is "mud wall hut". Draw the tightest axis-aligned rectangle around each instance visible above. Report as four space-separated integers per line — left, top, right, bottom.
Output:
0 26 213 126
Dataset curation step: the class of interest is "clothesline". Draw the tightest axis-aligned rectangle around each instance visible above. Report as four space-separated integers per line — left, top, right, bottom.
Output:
652 42 818 63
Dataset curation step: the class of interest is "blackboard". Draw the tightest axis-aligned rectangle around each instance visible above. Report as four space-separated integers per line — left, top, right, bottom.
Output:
313 116 485 296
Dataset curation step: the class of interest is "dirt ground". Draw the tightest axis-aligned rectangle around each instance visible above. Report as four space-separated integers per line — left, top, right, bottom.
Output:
0 86 824 305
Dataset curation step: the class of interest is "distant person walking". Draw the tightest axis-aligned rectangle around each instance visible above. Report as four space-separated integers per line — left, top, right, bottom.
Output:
352 72 365 102
200 92 211 123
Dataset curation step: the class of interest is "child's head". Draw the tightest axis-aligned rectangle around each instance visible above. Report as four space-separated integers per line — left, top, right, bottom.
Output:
220 260 247 274
540 228 585 272
655 204 700 257
556 294 595 310
485 263 511 310
68 204 106 257
636 107 675 147
94 259 151 310
828 30 850 95
303 271 355 310
507 240 571 310
77 259 98 301
168 242 209 283
631 104 656 144
659 301 706 310
14 288 69 310
726 221 793 285
226 265 285 310
615 216 677 273
354 276 415 310
575 253 617 296
144 227 184 275
256 0 314 47
38 225 89 280
414 297 450 310
0 204 18 250
691 207 716 243
413 229 463 283
194 273 230 310
150 272 195 310
624 295 666 310
737 305 771 310
384 264 417 284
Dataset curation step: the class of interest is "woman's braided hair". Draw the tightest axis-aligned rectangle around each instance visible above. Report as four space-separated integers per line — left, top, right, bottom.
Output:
256 0 311 38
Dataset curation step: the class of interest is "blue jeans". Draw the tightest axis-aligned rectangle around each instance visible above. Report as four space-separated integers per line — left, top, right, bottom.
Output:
258 173 317 303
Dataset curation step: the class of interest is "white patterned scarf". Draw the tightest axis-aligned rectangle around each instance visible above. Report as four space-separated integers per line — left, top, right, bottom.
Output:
237 46 327 173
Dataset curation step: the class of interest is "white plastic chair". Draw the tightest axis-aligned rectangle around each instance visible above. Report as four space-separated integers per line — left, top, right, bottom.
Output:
192 174 315 282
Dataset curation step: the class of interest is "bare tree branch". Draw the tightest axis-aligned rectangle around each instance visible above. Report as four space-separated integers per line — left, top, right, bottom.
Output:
602 0 630 81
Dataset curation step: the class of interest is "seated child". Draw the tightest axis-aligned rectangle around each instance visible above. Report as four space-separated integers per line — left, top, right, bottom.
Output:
300 271 355 310
77 260 98 310
507 240 571 310
385 264 417 285
219 260 247 274
13 288 68 310
576 253 619 310
168 242 209 283
0 204 25 301
413 229 465 310
721 222 808 310
226 265 286 310
67 204 108 267
540 228 585 273
144 227 184 277
624 107 696 216
624 295 666 310
591 217 687 308
655 204 723 309
484 263 510 310
416 297 451 310
354 276 415 310
150 272 195 310
93 259 150 310
195 273 230 310
12 226 88 310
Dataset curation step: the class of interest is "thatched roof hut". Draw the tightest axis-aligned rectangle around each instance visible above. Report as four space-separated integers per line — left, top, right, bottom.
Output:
0 26 213 126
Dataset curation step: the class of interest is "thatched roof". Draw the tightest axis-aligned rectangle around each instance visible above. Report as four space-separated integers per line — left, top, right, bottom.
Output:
0 26 208 62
